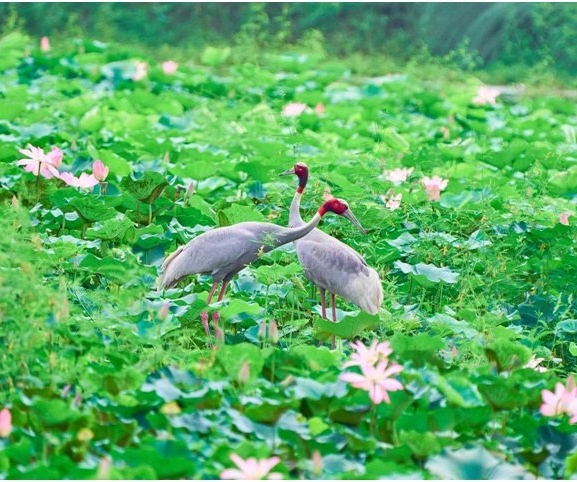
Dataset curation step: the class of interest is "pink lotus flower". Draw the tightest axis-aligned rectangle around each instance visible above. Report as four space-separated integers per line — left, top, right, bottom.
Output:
0 407 12 437
16 144 61 179
60 172 99 189
132 61 148 81
46 147 63 168
524 355 547 373
340 359 404 404
380 189 402 211
220 454 282 480
384 167 413 185
540 375 577 424
92 159 109 181
282 102 307 118
314 103 325 115
386 193 402 211
560 212 572 226
343 340 393 369
40 36 50 52
451 345 459 359
472 85 501 106
162 60 178 74
322 187 334 202
422 175 448 201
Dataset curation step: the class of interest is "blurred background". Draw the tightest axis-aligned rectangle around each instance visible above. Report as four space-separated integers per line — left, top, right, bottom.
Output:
1 2 576 83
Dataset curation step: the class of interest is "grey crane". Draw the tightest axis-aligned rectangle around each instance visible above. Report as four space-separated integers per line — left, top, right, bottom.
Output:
280 162 383 323
159 196 365 339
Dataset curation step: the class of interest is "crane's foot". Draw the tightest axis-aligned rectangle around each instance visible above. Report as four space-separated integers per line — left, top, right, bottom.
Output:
213 320 224 346
211 312 223 346
200 311 210 336
200 311 214 348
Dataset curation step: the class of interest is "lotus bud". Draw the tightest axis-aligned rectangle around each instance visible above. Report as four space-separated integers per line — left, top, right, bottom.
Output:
162 60 178 74
0 408 12 437
40 36 50 52
92 160 109 182
311 450 323 477
158 302 170 321
269 320 279 345
238 361 250 384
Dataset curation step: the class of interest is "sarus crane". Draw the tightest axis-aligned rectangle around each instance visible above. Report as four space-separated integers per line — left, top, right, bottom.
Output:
159 196 365 338
280 162 383 323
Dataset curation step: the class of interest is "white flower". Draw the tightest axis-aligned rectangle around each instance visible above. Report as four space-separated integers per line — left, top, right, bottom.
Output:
220 454 282 480
282 102 307 117
472 85 500 106
384 167 413 185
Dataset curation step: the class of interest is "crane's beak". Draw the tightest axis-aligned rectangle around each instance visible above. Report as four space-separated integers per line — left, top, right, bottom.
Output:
343 208 367 234
279 167 295 177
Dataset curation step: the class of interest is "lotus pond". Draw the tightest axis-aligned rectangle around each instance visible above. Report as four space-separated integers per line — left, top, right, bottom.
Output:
0 32 577 479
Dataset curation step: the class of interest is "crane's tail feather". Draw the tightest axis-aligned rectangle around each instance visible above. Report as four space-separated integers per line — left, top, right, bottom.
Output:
354 268 384 315
157 245 185 290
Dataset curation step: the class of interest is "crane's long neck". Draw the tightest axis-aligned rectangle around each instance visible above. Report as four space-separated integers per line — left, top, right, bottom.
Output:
289 191 305 227
289 174 307 226
274 211 323 247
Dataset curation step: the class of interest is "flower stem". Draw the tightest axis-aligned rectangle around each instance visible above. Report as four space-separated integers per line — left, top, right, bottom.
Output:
36 163 41 202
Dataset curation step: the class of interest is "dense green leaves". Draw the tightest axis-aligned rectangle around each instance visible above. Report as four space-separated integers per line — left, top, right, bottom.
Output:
0 30 576 481
394 261 459 285
426 446 531 479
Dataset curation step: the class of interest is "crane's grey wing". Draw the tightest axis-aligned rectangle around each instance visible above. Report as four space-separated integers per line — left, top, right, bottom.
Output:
295 229 369 276
295 232 383 315
160 229 237 289
159 223 276 289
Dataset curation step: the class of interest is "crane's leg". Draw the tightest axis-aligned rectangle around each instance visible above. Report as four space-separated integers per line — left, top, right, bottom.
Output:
211 281 230 345
217 280 230 301
330 293 338 350
201 281 220 337
319 288 327 319
212 280 230 324
317 288 336 348
330 293 337 322
206 281 219 304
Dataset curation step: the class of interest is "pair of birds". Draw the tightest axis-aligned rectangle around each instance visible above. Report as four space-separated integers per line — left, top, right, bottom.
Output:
159 162 383 340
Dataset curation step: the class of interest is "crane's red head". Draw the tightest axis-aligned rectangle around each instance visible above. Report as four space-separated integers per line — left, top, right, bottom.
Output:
318 198 366 234
279 162 309 193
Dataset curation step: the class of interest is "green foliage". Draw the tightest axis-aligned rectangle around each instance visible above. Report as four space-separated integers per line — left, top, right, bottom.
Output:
426 445 531 479
2 3 577 77
0 30 576 480
499 3 577 74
